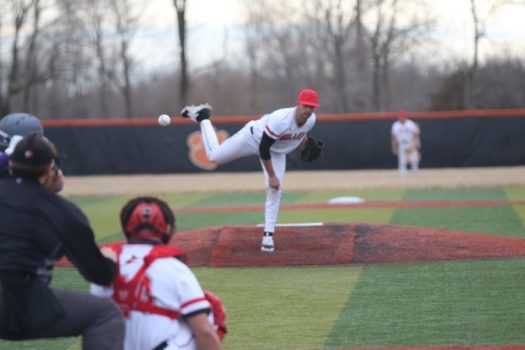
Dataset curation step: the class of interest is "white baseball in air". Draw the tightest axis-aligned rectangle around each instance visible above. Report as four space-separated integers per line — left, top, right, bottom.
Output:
158 114 171 126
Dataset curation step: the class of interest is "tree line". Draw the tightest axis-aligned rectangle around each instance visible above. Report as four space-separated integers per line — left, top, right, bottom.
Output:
1 0 524 119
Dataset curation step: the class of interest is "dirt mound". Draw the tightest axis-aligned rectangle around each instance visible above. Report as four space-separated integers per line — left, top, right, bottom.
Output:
171 223 525 267
56 223 525 268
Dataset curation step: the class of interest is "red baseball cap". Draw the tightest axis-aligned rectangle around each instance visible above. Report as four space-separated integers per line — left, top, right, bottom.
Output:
297 89 319 107
397 109 408 119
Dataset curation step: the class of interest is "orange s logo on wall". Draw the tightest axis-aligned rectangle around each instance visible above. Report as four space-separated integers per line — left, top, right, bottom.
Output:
187 129 229 170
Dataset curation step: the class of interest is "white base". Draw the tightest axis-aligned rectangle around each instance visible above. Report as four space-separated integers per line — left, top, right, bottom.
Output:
327 196 365 205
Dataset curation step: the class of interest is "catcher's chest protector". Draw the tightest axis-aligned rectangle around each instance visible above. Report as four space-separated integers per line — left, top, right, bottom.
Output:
108 243 186 318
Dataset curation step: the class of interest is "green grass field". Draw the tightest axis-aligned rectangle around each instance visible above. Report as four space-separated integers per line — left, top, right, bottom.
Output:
2 186 525 349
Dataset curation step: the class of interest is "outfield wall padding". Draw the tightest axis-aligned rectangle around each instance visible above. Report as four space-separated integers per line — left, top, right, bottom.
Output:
42 110 525 175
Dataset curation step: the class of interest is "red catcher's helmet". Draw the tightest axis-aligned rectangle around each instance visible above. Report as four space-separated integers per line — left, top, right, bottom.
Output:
120 197 175 244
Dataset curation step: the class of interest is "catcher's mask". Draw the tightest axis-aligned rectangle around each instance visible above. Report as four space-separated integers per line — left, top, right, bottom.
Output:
120 197 176 244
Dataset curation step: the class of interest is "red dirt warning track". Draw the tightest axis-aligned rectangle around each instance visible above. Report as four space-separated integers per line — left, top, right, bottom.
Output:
170 223 525 267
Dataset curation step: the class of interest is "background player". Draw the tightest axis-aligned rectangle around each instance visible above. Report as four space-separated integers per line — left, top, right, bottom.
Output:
180 89 320 253
391 110 421 176
90 196 224 350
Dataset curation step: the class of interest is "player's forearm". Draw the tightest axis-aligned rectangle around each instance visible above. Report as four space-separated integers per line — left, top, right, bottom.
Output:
261 158 280 190
259 132 279 189
188 313 223 350
299 134 308 150
196 331 223 350
391 139 397 153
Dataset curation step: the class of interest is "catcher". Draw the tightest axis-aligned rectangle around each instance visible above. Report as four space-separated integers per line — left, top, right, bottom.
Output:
90 197 225 350
180 89 324 253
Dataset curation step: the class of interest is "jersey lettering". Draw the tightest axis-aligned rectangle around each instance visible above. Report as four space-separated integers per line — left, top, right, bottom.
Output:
279 132 305 141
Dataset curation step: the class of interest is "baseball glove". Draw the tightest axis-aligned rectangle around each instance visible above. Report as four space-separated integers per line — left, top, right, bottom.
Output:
205 291 227 341
300 135 325 162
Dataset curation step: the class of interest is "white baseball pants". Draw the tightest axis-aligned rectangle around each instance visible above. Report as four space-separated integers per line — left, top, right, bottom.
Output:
398 143 419 176
199 120 285 233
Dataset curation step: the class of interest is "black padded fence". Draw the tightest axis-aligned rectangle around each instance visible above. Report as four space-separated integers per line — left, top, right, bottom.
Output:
43 110 525 176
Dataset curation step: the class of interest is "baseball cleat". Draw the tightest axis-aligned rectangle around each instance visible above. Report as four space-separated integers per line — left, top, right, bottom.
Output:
180 103 212 122
261 235 275 253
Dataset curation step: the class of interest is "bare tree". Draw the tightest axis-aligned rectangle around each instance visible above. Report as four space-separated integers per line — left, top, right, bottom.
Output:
243 2 265 112
108 0 139 118
83 0 112 117
2 0 34 115
464 0 521 107
51 0 96 118
49 0 138 119
0 0 58 116
369 0 391 111
242 1 317 106
22 0 42 111
172 0 189 107
1 0 522 120
464 0 483 108
367 0 432 111
315 0 356 112
353 0 370 111
242 1 310 112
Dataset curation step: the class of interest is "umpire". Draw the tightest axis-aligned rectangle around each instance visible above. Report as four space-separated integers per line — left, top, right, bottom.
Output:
0 133 124 349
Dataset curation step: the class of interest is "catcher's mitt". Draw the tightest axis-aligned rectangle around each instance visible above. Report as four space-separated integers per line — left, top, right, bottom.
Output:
205 291 227 341
300 135 325 162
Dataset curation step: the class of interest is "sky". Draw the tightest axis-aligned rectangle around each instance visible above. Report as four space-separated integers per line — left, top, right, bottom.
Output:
132 0 525 72
134 0 244 72
430 0 525 61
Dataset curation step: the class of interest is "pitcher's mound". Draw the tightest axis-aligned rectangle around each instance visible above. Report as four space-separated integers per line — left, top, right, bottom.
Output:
56 223 525 268
171 223 525 267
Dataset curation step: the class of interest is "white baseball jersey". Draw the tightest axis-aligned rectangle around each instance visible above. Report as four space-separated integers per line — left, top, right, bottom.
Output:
90 244 210 350
200 106 315 164
251 107 316 154
391 119 419 147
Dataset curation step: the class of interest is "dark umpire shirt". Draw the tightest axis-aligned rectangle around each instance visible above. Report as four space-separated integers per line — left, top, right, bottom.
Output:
0 176 118 335
0 176 116 285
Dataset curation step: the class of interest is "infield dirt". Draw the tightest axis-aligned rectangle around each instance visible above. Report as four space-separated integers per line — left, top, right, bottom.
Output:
61 166 525 196
173 223 525 268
